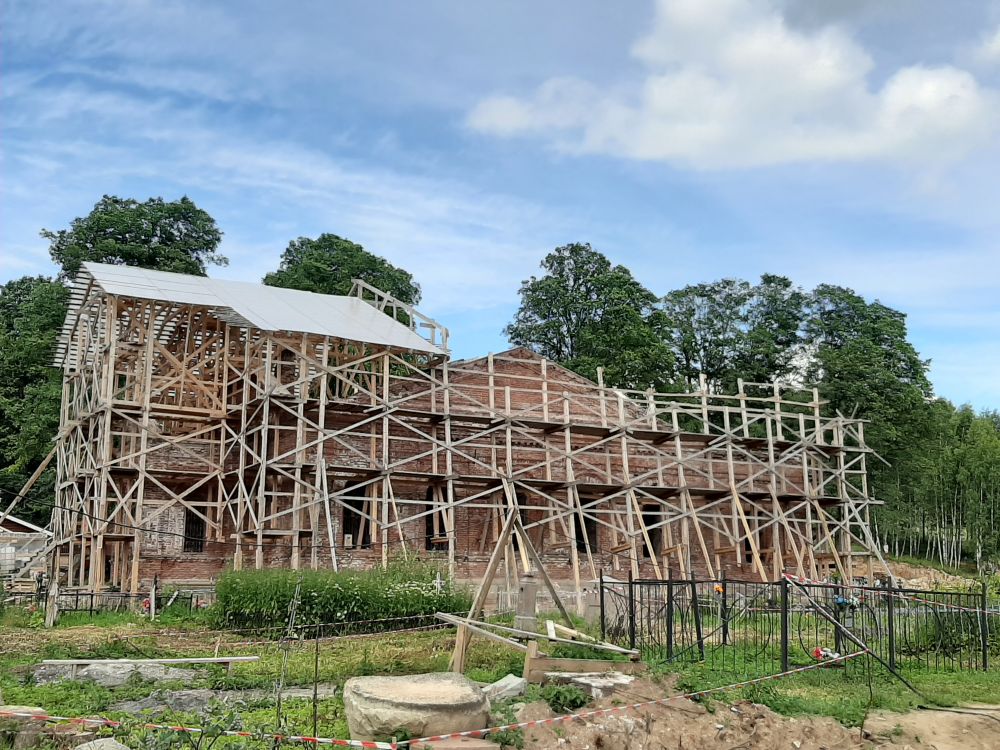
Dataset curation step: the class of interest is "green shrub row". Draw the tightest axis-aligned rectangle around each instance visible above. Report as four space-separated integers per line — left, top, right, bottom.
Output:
214 560 470 631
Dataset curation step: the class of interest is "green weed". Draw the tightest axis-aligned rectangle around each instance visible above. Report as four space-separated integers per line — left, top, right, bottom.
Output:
214 559 471 630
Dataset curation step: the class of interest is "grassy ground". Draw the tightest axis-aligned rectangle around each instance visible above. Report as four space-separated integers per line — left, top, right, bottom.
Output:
665 654 1000 726
0 610 524 744
3 605 1000 744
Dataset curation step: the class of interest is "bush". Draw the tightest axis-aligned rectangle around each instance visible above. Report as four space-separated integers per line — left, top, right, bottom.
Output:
214 560 470 631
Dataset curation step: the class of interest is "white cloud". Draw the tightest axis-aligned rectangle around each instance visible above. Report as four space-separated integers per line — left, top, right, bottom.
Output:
467 0 998 169
975 25 1000 63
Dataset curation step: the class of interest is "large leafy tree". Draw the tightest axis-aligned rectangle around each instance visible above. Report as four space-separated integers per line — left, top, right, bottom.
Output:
660 275 806 390
660 279 751 390
505 243 673 390
736 274 808 385
263 233 421 304
0 277 69 524
43 195 226 279
804 284 931 440
804 285 934 541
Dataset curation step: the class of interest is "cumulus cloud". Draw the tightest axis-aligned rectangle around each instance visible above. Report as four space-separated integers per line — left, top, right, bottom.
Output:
975 25 1000 64
467 0 998 169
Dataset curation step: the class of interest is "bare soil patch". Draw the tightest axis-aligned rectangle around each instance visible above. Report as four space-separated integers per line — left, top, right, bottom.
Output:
516 678 999 750
866 704 1000 750
886 561 976 590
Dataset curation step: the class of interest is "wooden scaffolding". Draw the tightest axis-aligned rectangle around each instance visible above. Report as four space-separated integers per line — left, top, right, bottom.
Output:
37 263 887 596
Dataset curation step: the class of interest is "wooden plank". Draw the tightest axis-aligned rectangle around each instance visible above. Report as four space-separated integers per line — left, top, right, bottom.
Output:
730 484 769 581
443 614 636 656
523 641 647 683
0 446 56 528
435 614 530 653
515 512 575 629
42 657 259 666
450 505 519 672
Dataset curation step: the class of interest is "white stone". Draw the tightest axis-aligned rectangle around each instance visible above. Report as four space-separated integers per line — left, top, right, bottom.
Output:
33 663 194 688
543 671 636 699
342 673 490 741
483 674 527 703
74 740 131 750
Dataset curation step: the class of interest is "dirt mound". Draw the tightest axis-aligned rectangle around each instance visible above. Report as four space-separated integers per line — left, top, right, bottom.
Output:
886 561 976 591
514 678 999 749
867 704 1000 750
515 678 878 749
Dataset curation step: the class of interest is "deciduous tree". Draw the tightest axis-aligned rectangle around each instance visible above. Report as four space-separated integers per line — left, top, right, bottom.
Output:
505 243 673 389
0 276 69 524
263 233 420 304
43 195 226 279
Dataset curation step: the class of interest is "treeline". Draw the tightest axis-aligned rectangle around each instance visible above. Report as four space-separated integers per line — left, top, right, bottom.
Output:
1 202 997 571
505 243 1000 572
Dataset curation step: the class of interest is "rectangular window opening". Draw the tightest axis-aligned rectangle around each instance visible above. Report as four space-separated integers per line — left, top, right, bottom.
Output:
424 486 446 551
573 511 597 554
183 508 206 553
640 504 662 559
342 496 372 549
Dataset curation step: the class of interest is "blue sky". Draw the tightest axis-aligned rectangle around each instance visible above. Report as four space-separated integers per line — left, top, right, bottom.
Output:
3 0 1000 407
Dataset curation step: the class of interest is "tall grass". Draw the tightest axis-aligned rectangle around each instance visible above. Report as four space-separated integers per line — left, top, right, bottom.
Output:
214 559 470 631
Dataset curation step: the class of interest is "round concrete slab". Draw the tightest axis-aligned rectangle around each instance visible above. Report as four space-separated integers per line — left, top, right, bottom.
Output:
343 673 490 741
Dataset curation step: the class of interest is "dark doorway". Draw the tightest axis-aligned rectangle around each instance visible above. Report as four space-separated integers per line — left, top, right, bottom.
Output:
424 486 444 551
342 496 372 549
640 504 662 558
573 510 597 553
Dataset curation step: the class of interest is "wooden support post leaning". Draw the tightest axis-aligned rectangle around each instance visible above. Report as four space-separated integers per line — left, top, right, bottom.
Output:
450 505 519 673
731 483 769 581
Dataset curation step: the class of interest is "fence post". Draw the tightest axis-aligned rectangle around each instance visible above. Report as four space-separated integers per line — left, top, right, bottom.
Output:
150 576 157 621
598 569 606 643
691 578 705 661
780 577 790 673
981 581 990 672
720 572 729 646
43 577 59 628
666 578 674 659
627 569 636 652
833 583 843 655
886 581 897 671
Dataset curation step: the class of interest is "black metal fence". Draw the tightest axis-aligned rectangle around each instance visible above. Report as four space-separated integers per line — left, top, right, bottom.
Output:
600 573 998 676
4 590 207 615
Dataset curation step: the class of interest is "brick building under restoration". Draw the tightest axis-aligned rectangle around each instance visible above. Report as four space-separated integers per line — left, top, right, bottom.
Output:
29 262 885 596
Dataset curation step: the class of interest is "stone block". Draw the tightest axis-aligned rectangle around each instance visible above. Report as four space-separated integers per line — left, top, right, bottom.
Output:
343 673 490 742
483 674 527 703
543 671 635 699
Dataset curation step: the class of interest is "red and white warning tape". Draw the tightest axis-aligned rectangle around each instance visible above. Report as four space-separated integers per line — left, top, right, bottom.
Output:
0 711 398 750
414 649 867 744
0 653 866 750
783 572 993 615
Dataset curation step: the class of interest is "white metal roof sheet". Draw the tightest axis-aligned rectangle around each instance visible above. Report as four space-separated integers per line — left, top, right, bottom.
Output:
55 263 444 366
